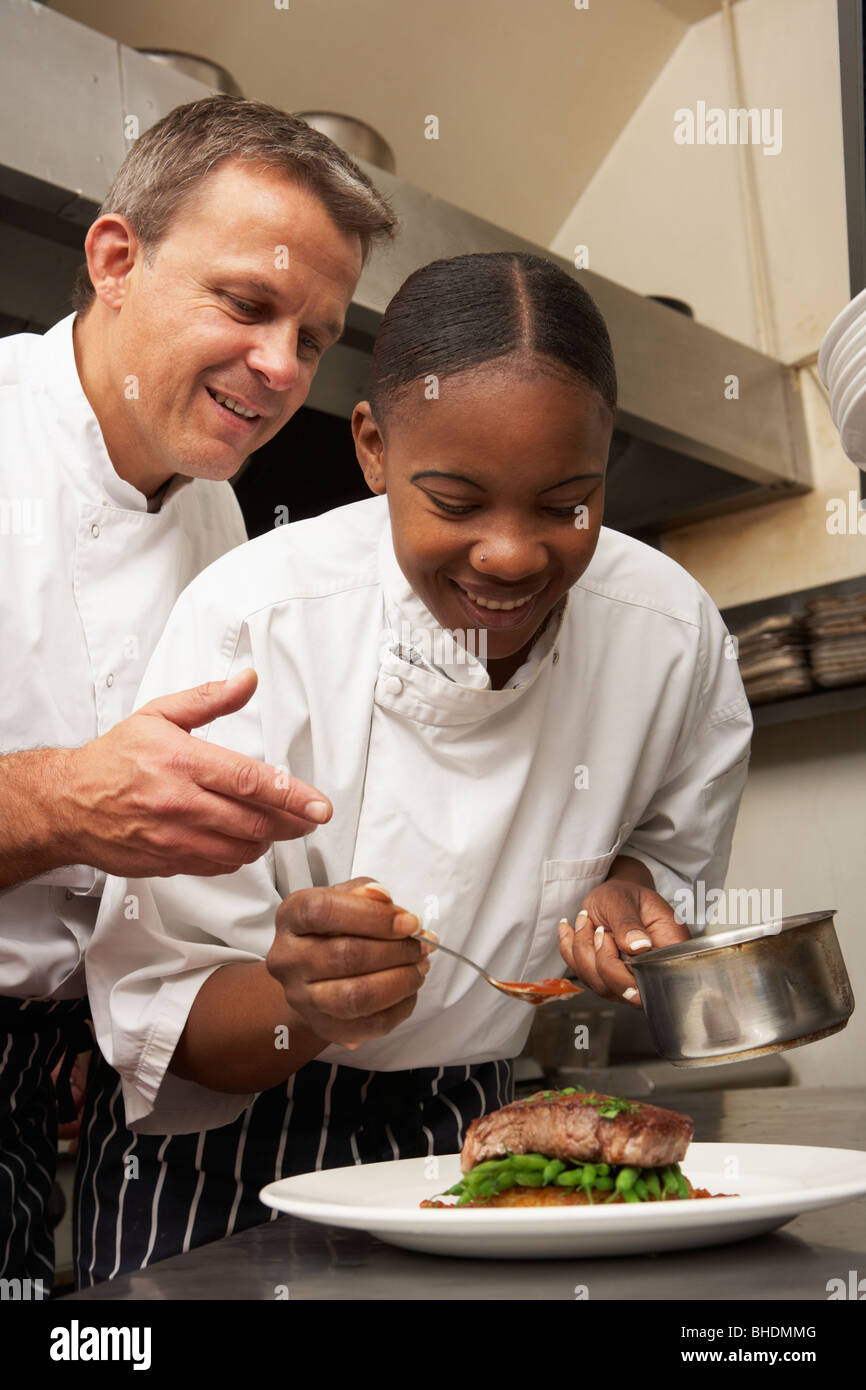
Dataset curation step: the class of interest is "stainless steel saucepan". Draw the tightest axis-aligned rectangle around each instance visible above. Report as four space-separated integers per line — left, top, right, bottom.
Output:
628 910 854 1066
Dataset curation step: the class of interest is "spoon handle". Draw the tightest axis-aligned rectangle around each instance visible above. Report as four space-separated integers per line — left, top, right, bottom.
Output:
411 929 496 985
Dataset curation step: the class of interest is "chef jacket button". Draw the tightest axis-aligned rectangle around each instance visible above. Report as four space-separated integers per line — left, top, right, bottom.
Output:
65 890 74 901
90 523 100 539
553 648 560 665
382 675 403 695
106 673 114 687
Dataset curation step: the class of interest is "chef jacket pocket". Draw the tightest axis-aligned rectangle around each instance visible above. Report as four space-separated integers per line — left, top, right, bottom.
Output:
518 827 628 982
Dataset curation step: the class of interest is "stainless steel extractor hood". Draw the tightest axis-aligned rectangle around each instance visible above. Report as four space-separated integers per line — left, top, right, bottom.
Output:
0 0 811 536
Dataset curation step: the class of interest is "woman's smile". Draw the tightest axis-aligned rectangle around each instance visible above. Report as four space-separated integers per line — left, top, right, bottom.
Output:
446 576 549 630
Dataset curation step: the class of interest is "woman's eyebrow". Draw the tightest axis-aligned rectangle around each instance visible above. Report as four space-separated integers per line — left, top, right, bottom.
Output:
539 472 604 494
410 469 604 493
411 470 485 490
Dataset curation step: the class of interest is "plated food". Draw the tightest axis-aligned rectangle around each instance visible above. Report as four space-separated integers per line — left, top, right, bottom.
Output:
260 1141 866 1258
421 1087 732 1207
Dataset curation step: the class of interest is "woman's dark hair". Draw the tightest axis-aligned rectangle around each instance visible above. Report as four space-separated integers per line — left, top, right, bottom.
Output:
368 252 617 427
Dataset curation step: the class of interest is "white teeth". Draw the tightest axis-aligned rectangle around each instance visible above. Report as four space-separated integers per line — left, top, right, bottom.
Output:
464 589 534 611
211 390 258 419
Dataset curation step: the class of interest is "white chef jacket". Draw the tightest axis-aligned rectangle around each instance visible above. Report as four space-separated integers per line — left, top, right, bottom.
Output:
0 314 248 999
86 493 752 1134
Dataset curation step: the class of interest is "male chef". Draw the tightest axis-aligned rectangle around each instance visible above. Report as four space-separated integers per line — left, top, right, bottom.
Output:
0 93 396 1285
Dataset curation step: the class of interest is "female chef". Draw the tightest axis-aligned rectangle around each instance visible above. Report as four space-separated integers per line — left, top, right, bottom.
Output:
76 251 751 1284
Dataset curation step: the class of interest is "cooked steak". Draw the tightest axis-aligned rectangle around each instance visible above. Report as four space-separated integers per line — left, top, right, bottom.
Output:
461 1090 693 1171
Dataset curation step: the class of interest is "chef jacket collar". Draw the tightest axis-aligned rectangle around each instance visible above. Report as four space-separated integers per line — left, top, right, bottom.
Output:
42 314 193 514
377 507 568 693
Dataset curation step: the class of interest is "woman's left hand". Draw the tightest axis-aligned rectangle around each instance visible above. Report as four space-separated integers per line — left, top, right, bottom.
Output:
558 879 690 1009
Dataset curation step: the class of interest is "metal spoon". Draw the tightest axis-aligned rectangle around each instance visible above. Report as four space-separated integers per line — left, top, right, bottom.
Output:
412 928 583 1006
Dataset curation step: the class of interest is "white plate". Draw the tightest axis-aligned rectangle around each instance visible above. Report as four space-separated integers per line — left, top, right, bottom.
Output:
259 1143 866 1259
819 286 866 381
821 316 866 393
828 342 866 427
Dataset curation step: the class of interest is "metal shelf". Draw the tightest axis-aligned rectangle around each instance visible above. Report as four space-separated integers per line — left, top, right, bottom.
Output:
751 681 866 727
723 577 866 729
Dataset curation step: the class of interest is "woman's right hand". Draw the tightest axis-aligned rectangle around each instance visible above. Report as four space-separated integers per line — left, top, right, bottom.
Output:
267 878 432 1049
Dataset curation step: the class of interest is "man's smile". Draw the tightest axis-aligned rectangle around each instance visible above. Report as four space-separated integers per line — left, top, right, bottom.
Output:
204 384 268 429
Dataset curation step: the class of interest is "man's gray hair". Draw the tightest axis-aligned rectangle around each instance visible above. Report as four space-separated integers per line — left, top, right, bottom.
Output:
73 95 397 311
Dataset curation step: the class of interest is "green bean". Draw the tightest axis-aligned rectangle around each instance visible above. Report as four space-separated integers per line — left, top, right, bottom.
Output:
662 1166 680 1195
554 1168 587 1187
467 1159 509 1176
514 1171 545 1187
623 1188 641 1203
464 1171 490 1192
511 1153 549 1171
595 1164 610 1177
542 1160 566 1185
594 1176 614 1190
645 1172 661 1199
675 1173 690 1200
493 1170 517 1193
615 1166 640 1192
633 1177 648 1200
444 1181 464 1196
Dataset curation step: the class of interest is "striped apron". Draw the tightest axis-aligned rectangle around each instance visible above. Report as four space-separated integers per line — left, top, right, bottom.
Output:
73 1046 513 1288
0 997 92 1287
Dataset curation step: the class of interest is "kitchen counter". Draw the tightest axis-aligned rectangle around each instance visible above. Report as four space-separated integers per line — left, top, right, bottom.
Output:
63 1086 866 1301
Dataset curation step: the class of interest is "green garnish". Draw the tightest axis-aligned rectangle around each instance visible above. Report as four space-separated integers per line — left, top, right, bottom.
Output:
435 1154 690 1205
522 1087 640 1117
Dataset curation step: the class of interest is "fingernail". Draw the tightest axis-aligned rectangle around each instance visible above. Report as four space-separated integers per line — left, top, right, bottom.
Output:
558 918 571 930
575 910 590 927
361 881 392 901
422 928 440 943
593 926 605 951
304 800 331 823
625 933 653 952
623 988 639 1001
393 911 420 935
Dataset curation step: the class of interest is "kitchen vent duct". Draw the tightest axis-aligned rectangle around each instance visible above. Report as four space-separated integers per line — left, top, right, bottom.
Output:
296 112 396 173
136 49 244 98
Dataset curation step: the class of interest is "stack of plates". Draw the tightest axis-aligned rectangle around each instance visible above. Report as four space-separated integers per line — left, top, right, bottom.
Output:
818 288 866 467
806 591 866 688
732 613 814 704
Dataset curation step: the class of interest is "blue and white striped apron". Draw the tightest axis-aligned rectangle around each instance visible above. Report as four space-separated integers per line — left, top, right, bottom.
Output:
0 996 92 1288
73 1047 513 1287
